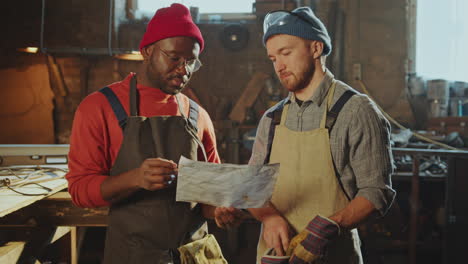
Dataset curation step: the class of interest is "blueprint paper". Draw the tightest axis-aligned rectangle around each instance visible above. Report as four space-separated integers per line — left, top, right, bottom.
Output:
176 156 279 208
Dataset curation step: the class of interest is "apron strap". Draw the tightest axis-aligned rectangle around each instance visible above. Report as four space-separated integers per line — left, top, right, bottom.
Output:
175 95 201 133
278 94 294 126
188 99 199 133
99 87 128 129
129 74 138 116
264 98 288 164
325 90 355 130
279 104 290 126
175 94 186 119
175 95 208 162
319 80 337 129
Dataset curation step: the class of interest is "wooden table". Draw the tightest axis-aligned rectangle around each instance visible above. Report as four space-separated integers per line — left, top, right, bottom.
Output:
0 168 68 218
0 162 108 264
0 189 108 264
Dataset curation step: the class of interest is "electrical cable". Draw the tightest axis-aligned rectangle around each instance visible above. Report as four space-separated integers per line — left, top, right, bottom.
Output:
0 167 66 196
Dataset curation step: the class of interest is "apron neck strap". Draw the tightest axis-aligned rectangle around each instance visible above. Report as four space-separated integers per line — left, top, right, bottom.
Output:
130 74 139 116
319 80 337 129
174 94 187 119
279 103 290 125
175 94 208 162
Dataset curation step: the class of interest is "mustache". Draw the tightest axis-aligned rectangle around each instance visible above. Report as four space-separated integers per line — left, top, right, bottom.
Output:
279 72 292 79
169 74 190 83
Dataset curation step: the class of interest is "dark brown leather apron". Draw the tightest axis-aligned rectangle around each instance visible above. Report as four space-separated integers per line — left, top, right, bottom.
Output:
99 75 207 264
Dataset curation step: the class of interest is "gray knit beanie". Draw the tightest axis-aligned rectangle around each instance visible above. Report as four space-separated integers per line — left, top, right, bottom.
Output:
263 6 332 56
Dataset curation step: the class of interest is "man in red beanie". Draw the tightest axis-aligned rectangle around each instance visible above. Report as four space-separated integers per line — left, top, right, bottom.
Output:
66 3 241 263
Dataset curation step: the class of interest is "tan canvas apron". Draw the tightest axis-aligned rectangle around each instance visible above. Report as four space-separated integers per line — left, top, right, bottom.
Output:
102 75 207 264
257 81 363 264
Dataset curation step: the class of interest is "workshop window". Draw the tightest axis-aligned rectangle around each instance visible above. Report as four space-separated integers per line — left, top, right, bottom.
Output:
416 0 468 82
137 0 255 21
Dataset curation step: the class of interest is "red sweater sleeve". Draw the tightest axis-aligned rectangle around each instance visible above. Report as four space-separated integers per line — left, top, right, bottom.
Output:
66 93 115 208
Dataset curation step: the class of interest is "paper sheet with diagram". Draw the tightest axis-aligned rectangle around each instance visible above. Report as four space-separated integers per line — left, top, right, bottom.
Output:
176 156 280 208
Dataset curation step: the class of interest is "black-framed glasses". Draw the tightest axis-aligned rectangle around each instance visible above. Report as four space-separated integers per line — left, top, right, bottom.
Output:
263 10 314 34
157 46 203 73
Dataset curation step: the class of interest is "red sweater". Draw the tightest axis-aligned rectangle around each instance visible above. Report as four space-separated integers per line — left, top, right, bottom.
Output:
66 73 220 208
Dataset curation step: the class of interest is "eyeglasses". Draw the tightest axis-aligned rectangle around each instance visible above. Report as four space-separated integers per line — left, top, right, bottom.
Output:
263 10 314 34
157 46 203 73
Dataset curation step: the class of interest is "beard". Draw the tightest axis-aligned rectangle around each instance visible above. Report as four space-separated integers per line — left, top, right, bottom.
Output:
162 74 190 95
146 59 189 95
280 60 316 92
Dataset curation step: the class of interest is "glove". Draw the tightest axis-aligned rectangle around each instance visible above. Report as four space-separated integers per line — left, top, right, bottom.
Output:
178 234 228 264
289 215 340 264
261 249 290 264
286 230 308 256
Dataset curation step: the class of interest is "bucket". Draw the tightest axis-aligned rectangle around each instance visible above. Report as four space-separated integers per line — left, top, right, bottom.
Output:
427 79 449 100
449 97 464 117
452 81 467 97
429 99 448 118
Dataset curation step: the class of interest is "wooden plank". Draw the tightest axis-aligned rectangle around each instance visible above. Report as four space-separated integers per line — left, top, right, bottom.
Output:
46 191 73 201
0 144 69 156
428 116 468 126
0 192 108 227
0 174 68 218
0 242 25 264
427 116 468 137
229 72 269 123
0 226 77 263
51 226 71 244
71 227 77 264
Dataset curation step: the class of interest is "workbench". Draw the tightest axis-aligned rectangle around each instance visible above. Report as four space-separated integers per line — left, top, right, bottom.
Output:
0 169 71 264
0 191 108 264
0 166 68 218
0 144 101 264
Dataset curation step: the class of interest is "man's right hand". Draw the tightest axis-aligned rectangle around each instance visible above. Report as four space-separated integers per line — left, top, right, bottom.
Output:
262 214 293 256
214 207 246 229
135 158 177 191
101 157 177 203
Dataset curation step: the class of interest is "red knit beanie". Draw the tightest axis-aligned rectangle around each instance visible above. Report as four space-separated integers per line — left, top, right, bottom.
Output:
139 3 204 52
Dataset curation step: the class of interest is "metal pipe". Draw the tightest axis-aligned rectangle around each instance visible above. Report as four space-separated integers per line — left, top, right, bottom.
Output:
40 0 46 53
41 47 136 56
393 147 468 157
108 0 114 56
408 155 420 264
443 157 455 264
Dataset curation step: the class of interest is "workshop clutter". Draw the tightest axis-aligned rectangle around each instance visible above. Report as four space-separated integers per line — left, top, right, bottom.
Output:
410 77 468 118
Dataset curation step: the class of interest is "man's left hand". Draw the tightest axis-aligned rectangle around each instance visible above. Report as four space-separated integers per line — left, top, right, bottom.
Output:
214 207 246 229
289 215 340 264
